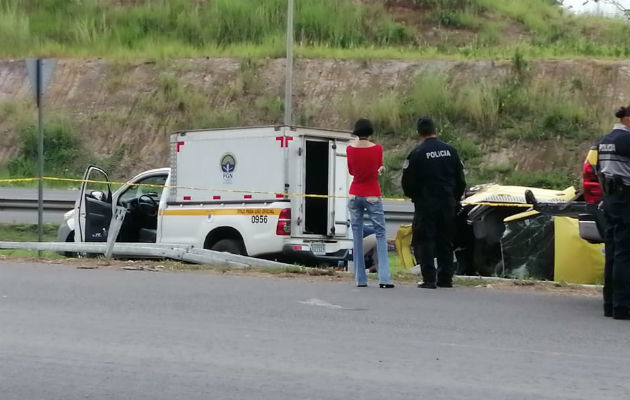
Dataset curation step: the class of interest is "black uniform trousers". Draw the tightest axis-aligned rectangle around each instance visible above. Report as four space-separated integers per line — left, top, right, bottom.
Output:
411 197 456 284
603 186 630 314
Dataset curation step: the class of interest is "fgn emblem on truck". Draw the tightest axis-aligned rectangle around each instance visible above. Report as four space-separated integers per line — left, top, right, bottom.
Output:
221 153 236 183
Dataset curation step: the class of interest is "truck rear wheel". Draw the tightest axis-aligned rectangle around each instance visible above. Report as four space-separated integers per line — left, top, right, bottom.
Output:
210 239 244 255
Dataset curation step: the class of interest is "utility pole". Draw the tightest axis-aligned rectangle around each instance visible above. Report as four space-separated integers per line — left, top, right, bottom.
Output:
36 59 44 249
284 0 294 126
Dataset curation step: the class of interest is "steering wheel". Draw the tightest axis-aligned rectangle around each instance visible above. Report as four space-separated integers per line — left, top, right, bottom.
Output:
137 194 158 217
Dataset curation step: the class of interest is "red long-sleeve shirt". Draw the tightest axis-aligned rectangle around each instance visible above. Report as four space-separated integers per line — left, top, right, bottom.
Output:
347 144 383 196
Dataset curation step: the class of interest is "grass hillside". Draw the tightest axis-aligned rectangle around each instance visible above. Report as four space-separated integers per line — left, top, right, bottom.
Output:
0 0 628 194
1 57 625 194
0 0 627 59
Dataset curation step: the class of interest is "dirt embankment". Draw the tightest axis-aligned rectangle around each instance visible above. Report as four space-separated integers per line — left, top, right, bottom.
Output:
0 58 628 178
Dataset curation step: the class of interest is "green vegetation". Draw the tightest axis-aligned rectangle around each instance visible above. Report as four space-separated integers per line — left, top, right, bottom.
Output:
0 0 412 57
0 110 123 187
0 51 603 193
0 0 626 59
0 223 57 241
0 223 62 258
505 170 579 189
0 58 277 184
0 1 624 192
135 72 241 134
345 53 603 142
341 52 607 194
416 0 628 57
8 117 84 178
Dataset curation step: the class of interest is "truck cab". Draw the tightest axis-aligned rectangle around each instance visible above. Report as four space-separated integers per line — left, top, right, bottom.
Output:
68 166 169 245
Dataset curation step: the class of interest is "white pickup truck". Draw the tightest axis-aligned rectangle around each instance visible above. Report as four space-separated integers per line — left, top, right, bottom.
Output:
57 125 354 265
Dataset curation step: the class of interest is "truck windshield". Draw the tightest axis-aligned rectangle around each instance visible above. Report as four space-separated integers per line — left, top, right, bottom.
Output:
118 175 167 204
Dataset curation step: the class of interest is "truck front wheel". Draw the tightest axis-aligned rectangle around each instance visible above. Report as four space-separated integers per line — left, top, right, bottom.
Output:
210 239 245 255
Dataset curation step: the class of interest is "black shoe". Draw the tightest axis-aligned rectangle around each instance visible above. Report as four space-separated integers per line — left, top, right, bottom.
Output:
357 284 367 288
379 283 395 289
418 282 437 289
604 304 613 317
437 281 453 288
613 307 630 320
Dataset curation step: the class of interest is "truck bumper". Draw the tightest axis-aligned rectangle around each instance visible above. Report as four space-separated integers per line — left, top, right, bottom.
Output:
281 244 350 266
578 202 605 244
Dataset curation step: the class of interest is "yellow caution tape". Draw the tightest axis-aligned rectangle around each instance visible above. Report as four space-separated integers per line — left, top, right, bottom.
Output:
461 202 532 208
0 176 535 208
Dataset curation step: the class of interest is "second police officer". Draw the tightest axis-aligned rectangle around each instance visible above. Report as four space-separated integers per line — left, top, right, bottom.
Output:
597 105 630 320
402 117 466 289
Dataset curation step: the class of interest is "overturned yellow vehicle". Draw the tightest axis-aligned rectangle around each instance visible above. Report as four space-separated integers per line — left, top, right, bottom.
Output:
396 184 604 284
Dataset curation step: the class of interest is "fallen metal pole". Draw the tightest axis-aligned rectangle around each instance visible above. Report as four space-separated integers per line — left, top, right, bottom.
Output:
0 241 296 269
0 242 188 259
104 206 127 259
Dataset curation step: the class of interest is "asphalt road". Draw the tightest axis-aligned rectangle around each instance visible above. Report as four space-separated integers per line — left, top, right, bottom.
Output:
1 262 628 400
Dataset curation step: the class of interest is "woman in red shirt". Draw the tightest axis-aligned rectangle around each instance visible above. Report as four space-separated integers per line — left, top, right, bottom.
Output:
347 118 394 288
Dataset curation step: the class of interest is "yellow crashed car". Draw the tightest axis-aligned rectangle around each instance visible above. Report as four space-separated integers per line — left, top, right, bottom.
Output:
454 184 576 277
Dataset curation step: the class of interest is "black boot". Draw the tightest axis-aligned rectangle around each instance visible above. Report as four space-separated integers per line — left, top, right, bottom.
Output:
613 307 630 320
604 304 613 317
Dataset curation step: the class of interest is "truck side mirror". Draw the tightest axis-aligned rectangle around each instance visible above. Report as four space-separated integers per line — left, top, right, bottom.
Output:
90 191 105 201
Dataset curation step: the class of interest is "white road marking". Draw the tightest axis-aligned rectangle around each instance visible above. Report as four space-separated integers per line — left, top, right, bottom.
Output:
299 298 345 310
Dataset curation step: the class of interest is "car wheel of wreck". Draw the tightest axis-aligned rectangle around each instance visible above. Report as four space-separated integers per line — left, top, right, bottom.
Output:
210 239 244 255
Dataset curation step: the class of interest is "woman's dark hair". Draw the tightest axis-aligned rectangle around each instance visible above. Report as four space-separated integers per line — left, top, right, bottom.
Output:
352 118 374 138
615 105 630 119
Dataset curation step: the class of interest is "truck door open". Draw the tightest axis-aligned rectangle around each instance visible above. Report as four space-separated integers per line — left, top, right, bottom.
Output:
302 138 349 237
303 140 329 235
75 166 112 242
328 140 349 237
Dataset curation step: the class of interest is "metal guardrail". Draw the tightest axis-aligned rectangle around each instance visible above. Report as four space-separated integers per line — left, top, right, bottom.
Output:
384 208 414 223
0 198 74 211
0 190 415 225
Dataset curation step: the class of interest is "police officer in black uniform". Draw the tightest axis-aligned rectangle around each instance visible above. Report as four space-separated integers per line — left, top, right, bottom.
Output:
597 105 630 320
402 117 466 289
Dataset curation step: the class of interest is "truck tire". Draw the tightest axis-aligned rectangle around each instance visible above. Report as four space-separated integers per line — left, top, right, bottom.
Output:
210 239 244 255
63 231 77 258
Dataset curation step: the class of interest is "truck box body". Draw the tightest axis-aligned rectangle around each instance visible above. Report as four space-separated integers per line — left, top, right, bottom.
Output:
159 125 354 262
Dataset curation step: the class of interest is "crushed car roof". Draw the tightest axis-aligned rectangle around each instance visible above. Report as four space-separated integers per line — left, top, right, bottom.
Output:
462 184 575 207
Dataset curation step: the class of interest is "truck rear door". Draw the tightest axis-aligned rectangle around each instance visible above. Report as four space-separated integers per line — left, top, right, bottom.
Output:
328 140 349 237
299 137 350 238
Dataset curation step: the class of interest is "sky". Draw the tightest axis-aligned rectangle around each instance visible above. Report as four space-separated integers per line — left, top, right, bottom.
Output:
561 0 627 16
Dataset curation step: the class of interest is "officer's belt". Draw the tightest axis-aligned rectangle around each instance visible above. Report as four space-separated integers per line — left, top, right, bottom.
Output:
602 177 630 194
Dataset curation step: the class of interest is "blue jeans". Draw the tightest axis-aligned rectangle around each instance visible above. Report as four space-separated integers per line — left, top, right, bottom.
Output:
348 196 391 286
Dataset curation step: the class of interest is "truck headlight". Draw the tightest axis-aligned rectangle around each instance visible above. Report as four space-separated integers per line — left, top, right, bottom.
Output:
63 209 75 221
